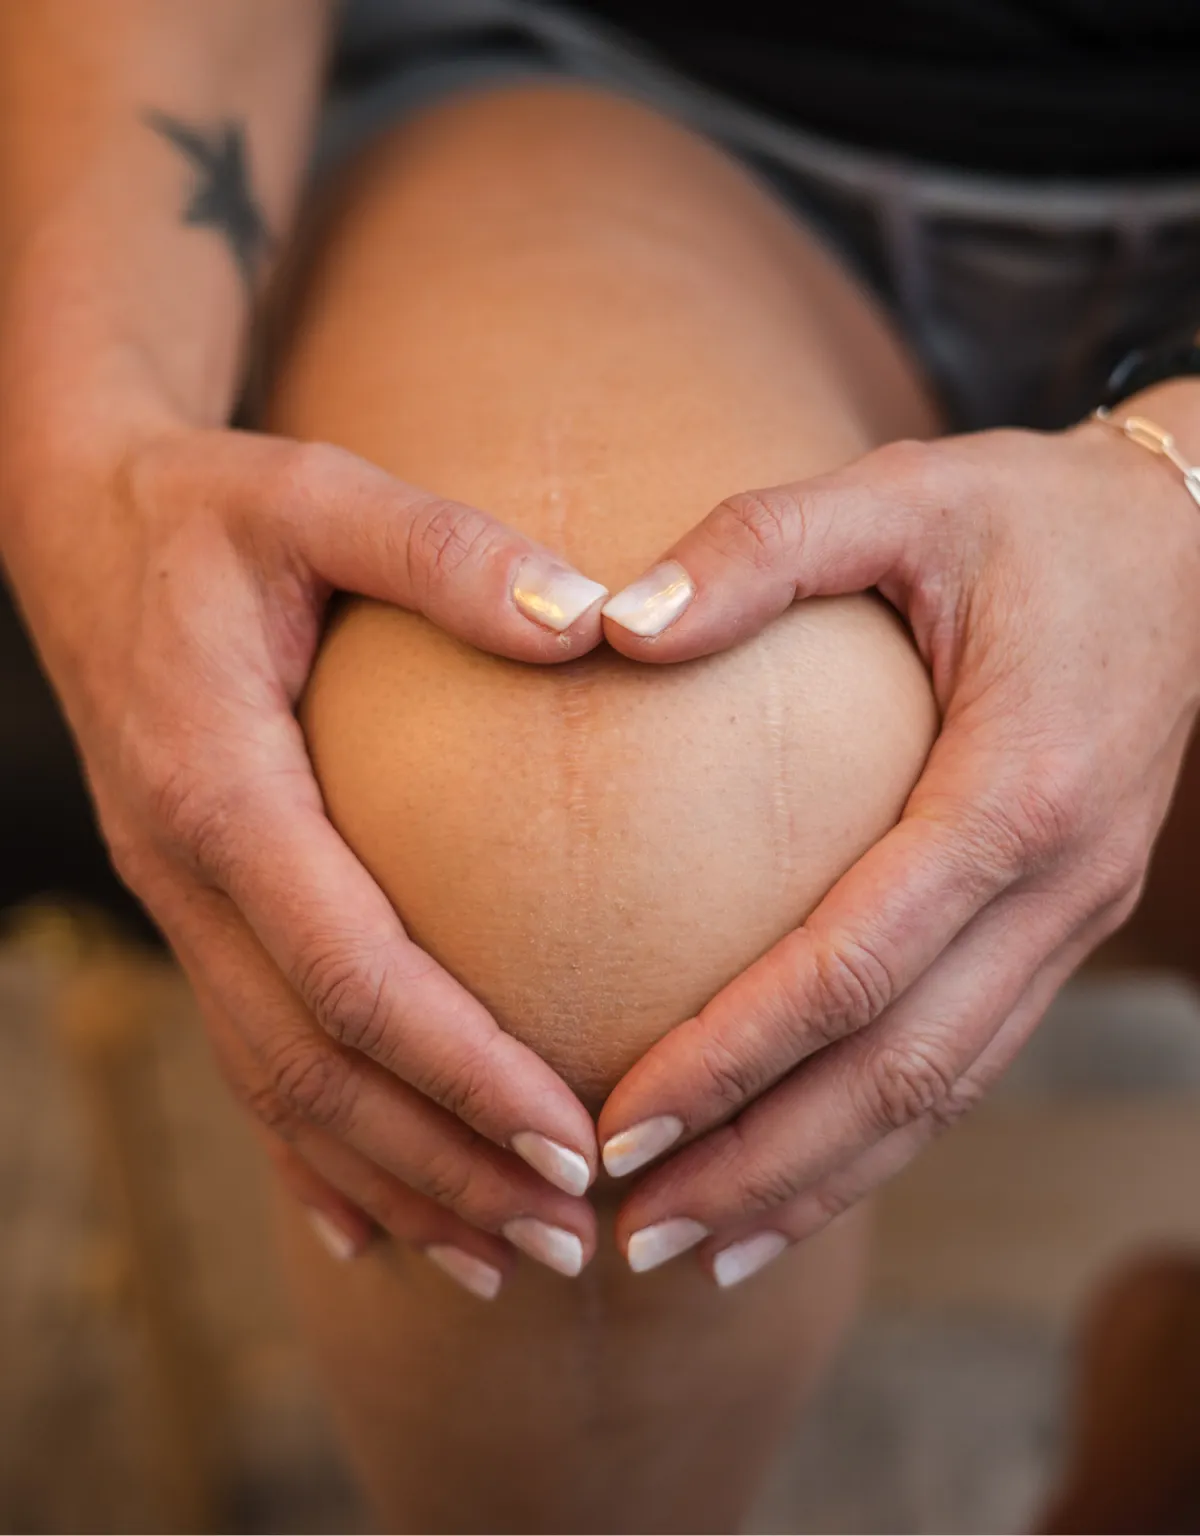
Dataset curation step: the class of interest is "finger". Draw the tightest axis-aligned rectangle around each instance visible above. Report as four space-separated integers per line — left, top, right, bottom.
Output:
166 722 598 1197
694 945 1086 1288
616 885 1076 1245
254 1129 377 1262
599 440 949 661
209 982 514 1287
598 720 1045 1175
245 434 609 660
177 896 597 1276
260 1128 515 1300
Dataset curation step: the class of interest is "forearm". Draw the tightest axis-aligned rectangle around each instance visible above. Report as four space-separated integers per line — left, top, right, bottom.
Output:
0 0 331 457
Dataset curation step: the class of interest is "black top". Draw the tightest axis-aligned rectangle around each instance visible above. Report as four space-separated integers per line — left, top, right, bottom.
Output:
577 1 1200 177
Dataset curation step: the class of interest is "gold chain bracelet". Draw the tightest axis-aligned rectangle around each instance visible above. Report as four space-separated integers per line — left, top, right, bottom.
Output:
1091 405 1200 510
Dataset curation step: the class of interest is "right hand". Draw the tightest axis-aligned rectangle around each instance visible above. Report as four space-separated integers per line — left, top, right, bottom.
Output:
1 405 611 1283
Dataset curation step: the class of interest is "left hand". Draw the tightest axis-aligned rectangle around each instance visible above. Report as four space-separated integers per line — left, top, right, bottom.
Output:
594 392 1200 1285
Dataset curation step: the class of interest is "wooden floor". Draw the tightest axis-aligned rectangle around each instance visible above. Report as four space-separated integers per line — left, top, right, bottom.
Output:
3 912 1200 1535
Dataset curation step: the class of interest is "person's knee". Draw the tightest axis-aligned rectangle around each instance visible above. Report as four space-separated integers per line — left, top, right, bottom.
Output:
278 82 938 1109
302 591 934 1109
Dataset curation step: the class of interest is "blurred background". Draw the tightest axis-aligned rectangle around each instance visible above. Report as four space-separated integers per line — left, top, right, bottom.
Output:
3 571 1200 1535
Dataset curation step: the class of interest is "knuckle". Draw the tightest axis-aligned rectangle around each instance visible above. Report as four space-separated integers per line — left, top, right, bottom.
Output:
696 1032 766 1113
808 1179 859 1229
807 935 896 1043
1088 870 1146 944
233 438 353 575
287 437 348 490
1106 873 1147 932
934 1073 988 1130
316 1157 409 1241
865 1039 960 1135
418 1147 485 1215
263 1037 358 1135
361 1180 419 1240
406 497 501 594
999 753 1092 869
102 819 154 893
176 790 242 884
872 436 941 498
298 942 391 1057
242 1079 300 1140
1091 825 1151 917
264 438 350 513
948 796 1030 888
946 761 1086 890
421 1040 500 1128
737 1156 803 1215
710 488 805 573
1019 756 1093 860
133 748 241 882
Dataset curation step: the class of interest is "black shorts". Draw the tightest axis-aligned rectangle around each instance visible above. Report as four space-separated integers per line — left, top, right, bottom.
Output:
321 0 1200 432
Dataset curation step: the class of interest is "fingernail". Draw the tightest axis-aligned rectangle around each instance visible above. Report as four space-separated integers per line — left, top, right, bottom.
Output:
503 1217 585 1277
601 560 695 637
602 1115 684 1178
626 1217 709 1273
305 1208 362 1263
512 557 608 632
511 1131 592 1197
713 1231 789 1288
426 1244 503 1300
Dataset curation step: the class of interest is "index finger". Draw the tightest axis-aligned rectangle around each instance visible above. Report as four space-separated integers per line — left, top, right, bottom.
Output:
184 715 598 1196
598 439 947 662
597 736 1029 1175
247 435 610 662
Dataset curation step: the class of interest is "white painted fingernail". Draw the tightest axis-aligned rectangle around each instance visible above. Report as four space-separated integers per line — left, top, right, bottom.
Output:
512 558 608 632
602 1115 684 1178
426 1244 503 1300
305 1208 360 1263
511 1132 591 1197
713 1231 789 1288
601 560 695 637
626 1217 709 1273
503 1217 585 1277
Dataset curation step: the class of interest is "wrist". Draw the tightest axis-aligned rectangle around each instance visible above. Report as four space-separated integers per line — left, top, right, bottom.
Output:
0 331 188 561
1103 377 1200 448
0 211 249 447
1070 381 1200 538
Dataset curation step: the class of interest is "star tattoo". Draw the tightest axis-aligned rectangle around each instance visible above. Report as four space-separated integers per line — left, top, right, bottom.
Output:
143 109 272 292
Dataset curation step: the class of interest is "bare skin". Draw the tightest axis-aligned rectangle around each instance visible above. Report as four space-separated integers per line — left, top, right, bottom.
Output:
0 1 615 1254
3 7 1196 1527
4 0 1196 1301
279 84 935 1531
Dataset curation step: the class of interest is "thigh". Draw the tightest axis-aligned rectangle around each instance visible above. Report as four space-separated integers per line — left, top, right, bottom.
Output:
272 80 940 562
268 82 937 1533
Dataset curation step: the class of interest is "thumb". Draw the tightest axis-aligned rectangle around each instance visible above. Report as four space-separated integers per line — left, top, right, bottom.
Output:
600 448 928 663
274 439 610 663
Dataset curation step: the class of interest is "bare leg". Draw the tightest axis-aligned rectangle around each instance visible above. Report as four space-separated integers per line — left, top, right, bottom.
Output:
267 84 938 1533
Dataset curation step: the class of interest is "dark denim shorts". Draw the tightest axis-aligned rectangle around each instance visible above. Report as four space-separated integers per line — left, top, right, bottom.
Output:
323 0 1200 432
